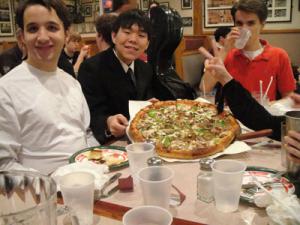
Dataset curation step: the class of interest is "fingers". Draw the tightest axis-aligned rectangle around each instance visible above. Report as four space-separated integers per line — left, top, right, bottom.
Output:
198 47 213 59
211 39 219 57
284 131 300 159
290 93 300 108
148 98 159 103
107 114 128 137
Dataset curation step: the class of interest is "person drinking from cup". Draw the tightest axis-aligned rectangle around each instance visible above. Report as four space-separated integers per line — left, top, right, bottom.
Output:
200 0 295 101
0 0 95 174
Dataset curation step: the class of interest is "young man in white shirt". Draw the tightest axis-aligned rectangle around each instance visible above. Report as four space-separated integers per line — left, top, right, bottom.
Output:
0 0 94 174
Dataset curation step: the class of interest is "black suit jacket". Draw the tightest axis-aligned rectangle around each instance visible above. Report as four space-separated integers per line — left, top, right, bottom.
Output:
78 48 155 144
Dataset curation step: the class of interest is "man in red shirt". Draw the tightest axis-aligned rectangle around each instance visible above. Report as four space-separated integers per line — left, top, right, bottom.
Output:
201 0 295 101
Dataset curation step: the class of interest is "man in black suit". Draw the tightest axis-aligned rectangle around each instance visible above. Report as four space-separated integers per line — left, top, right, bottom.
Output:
78 9 156 144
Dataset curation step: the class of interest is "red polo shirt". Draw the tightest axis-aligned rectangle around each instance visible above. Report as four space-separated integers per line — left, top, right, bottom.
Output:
224 39 296 101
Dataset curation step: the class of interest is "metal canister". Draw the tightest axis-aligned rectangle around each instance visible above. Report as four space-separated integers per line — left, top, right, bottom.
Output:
147 156 163 167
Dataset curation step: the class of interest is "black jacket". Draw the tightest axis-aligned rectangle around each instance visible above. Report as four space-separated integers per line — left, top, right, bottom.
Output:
78 48 155 144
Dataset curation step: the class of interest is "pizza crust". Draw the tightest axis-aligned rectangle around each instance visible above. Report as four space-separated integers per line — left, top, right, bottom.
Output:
129 100 241 159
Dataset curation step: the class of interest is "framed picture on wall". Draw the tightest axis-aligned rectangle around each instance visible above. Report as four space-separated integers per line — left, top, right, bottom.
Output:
204 0 234 27
182 17 192 27
266 0 292 22
81 0 92 4
140 0 149 11
84 4 93 17
0 0 14 36
160 2 169 8
204 0 292 28
181 0 192 10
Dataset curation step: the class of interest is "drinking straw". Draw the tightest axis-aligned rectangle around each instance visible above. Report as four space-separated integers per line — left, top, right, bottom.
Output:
259 80 263 104
263 76 273 101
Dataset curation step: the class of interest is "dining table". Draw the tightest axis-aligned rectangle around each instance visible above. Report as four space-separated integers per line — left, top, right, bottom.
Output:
57 134 291 225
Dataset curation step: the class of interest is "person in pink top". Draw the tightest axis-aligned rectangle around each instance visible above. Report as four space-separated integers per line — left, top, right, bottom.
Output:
201 0 296 101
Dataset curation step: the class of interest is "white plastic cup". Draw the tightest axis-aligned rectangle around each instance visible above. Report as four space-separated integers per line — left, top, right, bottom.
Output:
137 166 174 209
122 205 173 225
212 160 246 213
126 143 155 183
251 91 270 108
59 172 95 225
235 27 251 49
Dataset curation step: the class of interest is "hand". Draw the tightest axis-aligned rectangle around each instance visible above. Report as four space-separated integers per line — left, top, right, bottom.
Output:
148 98 159 103
223 27 240 53
290 93 300 108
79 45 90 59
107 114 128 137
284 130 300 160
204 57 233 86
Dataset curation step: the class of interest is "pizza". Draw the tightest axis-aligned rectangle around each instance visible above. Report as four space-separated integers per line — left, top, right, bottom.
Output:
129 100 241 159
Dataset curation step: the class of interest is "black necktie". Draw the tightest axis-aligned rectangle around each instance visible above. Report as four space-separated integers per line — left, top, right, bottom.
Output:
127 68 136 87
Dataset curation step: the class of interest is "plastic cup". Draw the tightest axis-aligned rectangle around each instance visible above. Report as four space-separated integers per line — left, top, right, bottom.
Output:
212 160 246 213
235 27 251 49
251 91 270 108
59 172 95 225
137 166 174 209
126 143 155 183
122 205 173 225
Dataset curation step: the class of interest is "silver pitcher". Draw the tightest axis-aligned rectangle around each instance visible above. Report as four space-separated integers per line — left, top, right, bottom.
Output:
0 170 77 225
285 111 300 194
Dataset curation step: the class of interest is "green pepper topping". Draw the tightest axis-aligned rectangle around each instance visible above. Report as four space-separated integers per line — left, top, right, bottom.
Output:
161 136 172 147
218 120 225 127
148 110 157 118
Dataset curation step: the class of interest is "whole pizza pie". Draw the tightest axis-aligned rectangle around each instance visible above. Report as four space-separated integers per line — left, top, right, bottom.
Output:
129 100 241 159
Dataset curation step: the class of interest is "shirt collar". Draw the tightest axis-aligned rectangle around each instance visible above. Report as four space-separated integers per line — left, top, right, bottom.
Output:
113 49 135 73
233 39 270 61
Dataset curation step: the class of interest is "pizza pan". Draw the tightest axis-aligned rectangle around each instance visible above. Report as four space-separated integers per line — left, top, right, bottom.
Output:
69 145 129 171
240 166 294 205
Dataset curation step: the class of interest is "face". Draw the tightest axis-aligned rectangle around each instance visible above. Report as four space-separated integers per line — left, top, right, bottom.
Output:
65 39 80 54
112 24 149 65
234 10 265 48
21 5 66 71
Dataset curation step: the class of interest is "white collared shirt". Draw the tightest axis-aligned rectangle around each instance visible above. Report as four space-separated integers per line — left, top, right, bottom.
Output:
113 49 135 74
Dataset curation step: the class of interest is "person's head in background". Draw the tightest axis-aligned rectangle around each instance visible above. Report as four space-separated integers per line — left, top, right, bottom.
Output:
231 0 267 49
148 0 159 9
214 26 231 48
16 0 71 72
111 9 150 65
112 0 136 14
64 31 82 57
95 13 118 52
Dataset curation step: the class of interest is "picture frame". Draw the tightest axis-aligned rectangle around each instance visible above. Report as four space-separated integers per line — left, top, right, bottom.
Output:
204 0 234 28
266 0 292 23
181 0 192 10
0 0 14 36
160 2 169 8
81 0 92 4
204 0 292 28
140 0 149 11
182 17 192 27
84 4 93 17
